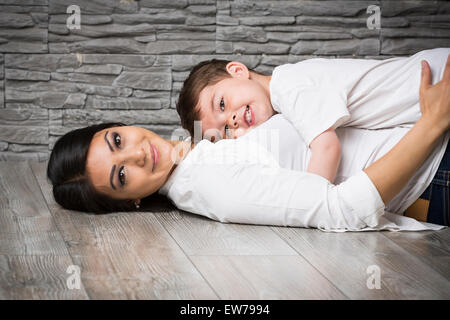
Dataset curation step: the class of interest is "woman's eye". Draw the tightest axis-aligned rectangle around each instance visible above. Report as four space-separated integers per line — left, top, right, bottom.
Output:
220 98 225 111
118 166 126 186
113 132 121 148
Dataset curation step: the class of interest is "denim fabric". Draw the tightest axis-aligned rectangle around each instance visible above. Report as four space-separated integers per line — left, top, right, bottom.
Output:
419 137 450 226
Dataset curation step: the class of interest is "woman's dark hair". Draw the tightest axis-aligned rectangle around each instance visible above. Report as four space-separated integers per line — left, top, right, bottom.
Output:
47 122 169 214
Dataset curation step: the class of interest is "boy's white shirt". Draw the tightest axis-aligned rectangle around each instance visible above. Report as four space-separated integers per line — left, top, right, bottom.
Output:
159 114 448 232
269 48 450 147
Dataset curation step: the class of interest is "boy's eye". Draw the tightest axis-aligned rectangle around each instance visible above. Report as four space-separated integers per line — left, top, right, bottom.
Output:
224 125 231 138
220 98 225 111
113 132 121 147
118 166 126 186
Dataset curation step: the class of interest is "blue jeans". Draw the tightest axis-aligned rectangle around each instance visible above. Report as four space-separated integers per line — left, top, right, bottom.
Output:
419 136 450 226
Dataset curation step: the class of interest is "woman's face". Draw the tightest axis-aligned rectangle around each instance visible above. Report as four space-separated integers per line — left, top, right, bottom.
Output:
86 126 175 201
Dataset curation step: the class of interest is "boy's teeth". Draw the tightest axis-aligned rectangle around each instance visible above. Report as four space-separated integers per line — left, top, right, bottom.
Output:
245 108 252 125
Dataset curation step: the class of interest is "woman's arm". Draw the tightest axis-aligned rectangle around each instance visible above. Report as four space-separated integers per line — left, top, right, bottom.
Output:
364 57 450 205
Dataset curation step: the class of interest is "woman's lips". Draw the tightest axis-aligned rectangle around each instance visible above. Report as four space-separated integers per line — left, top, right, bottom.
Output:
150 143 159 172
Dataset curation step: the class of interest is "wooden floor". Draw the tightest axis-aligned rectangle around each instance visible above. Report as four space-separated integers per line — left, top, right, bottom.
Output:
0 160 449 300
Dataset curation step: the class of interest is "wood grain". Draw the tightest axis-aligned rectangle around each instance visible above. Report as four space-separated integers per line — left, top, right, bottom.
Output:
0 161 89 299
31 161 217 299
273 227 450 299
155 210 297 256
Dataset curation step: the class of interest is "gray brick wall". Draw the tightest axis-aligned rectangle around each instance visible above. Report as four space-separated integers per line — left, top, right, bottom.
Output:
0 0 449 161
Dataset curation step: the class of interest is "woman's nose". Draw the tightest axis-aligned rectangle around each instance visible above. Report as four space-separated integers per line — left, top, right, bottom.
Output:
124 146 146 167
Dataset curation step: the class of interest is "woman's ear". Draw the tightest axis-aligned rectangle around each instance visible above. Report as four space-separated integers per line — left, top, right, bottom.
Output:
226 61 250 79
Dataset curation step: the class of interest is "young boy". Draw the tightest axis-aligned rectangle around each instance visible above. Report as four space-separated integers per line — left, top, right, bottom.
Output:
176 48 450 183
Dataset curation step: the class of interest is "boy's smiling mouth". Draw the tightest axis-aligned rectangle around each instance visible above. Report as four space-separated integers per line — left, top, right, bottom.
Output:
243 105 254 127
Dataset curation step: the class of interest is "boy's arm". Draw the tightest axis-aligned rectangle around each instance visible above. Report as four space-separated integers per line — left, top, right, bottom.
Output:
307 128 341 183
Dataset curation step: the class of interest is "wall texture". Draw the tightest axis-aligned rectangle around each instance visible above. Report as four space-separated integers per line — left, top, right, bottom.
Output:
0 0 449 161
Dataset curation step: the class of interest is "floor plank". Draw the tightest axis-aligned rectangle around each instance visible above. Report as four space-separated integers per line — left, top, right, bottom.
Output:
155 210 298 256
0 255 87 299
0 161 89 299
273 227 450 299
31 161 218 299
191 255 347 299
382 230 450 280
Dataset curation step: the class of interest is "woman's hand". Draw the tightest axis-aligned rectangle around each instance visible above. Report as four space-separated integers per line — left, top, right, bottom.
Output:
420 55 450 133
364 54 450 205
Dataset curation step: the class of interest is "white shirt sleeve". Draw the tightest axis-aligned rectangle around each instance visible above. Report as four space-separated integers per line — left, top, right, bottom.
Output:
161 138 444 232
275 86 351 146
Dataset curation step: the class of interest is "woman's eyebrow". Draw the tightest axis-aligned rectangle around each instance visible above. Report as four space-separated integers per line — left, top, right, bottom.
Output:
104 130 114 152
104 131 116 190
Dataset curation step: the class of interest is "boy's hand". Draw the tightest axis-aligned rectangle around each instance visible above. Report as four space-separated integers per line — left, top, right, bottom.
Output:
307 128 341 183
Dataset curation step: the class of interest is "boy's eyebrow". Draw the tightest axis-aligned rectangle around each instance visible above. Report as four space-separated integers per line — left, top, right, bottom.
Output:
210 92 215 112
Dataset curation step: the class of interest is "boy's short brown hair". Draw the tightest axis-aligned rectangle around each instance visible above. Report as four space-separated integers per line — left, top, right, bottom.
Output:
176 59 231 138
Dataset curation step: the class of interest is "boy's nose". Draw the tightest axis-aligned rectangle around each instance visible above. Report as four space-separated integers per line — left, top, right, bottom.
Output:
227 113 239 129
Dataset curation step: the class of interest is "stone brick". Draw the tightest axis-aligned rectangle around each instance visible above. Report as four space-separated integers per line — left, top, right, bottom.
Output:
380 1 448 17
50 15 112 25
51 72 116 85
381 38 450 55
0 103 48 126
0 5 48 13
231 1 378 17
63 93 87 108
63 108 180 126
0 151 49 161
217 26 267 43
0 13 35 28
113 70 172 91
81 54 156 67
5 54 80 71
0 0 47 5
171 54 260 71
49 0 138 14
381 28 450 39
232 42 290 54
239 16 295 26
56 64 123 75
85 95 167 110
156 31 214 41
145 40 215 54
0 27 47 41
6 79 78 93
408 15 450 29
0 41 47 53
111 13 186 25
140 0 188 9
267 32 352 43
291 38 380 55
0 141 7 151
76 83 133 97
5 68 51 81
0 125 48 144
188 5 216 15
49 39 147 54
186 16 215 25
8 143 48 152
135 35 157 43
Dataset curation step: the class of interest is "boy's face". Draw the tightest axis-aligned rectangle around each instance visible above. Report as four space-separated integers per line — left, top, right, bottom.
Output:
195 62 275 140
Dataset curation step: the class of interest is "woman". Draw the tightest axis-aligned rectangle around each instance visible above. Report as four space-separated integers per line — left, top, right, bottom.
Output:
47 58 450 230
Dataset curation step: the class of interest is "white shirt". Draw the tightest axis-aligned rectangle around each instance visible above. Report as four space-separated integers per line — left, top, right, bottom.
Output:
270 48 450 146
159 115 447 232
